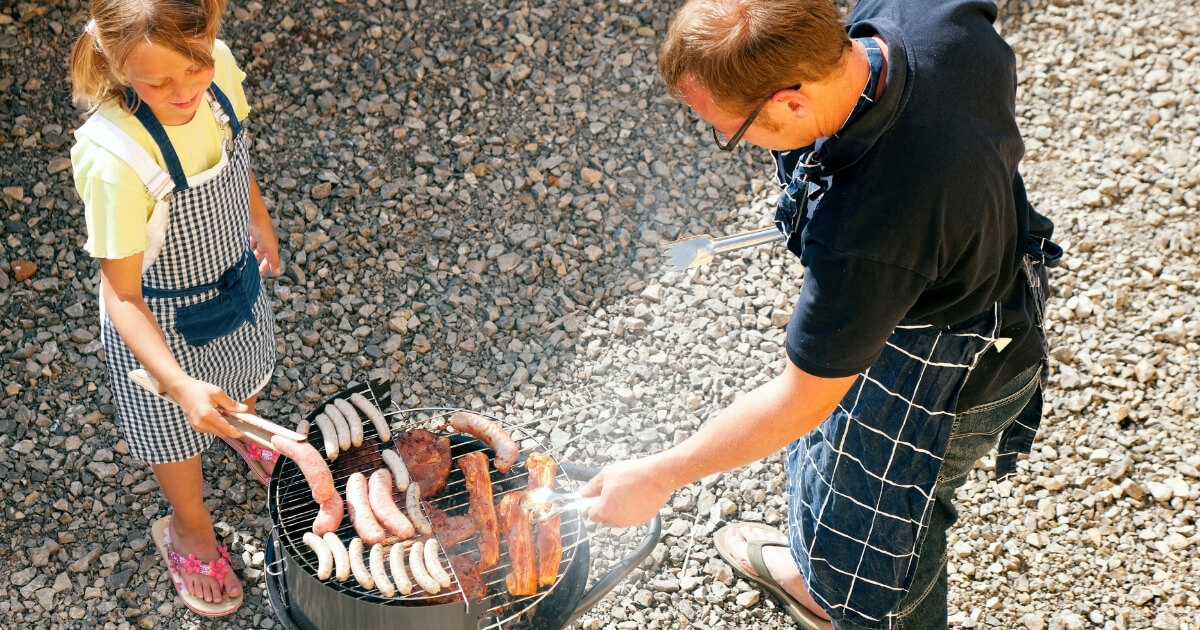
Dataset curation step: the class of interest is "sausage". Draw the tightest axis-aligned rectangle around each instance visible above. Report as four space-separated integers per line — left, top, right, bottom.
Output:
408 540 441 594
349 391 391 442
302 532 333 581
312 413 339 461
323 532 351 582
370 543 396 597
380 448 411 493
368 468 415 540
423 538 452 589
406 482 432 535
324 403 352 451
271 435 334 504
348 537 375 590
389 542 413 596
311 490 344 536
346 472 387 545
333 398 364 447
449 411 519 473
295 419 310 438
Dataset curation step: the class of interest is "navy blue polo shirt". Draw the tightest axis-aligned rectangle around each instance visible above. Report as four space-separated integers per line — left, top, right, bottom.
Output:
778 0 1053 409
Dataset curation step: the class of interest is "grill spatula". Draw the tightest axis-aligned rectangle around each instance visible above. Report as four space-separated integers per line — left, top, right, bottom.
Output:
661 226 783 272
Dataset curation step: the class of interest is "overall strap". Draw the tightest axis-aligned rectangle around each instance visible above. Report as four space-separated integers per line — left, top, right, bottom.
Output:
208 83 243 138
125 87 190 192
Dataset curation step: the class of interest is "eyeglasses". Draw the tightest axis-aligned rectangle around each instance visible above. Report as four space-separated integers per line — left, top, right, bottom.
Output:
710 85 800 152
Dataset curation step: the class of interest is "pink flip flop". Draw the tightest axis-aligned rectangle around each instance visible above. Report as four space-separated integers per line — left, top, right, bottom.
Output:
221 436 277 485
149 516 243 617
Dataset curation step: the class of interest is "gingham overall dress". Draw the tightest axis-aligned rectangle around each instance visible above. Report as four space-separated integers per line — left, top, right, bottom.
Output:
84 85 275 464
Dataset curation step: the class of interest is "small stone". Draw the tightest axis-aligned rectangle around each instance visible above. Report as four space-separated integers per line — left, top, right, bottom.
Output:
48 157 72 175
12 260 36 282
311 182 332 199
580 167 603 184
735 590 760 607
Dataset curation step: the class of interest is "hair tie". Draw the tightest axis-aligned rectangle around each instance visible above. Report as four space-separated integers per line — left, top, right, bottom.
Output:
85 19 97 36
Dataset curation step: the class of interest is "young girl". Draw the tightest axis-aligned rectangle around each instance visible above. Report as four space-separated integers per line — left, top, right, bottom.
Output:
70 0 279 617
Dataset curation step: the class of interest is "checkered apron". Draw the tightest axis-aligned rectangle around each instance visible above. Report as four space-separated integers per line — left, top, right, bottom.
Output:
784 308 999 628
99 85 275 464
769 40 1011 623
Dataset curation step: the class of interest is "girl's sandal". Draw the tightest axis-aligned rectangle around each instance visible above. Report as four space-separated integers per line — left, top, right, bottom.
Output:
221 436 278 485
150 516 243 617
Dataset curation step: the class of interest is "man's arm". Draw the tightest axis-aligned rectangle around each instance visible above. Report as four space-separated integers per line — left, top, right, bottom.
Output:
580 361 857 527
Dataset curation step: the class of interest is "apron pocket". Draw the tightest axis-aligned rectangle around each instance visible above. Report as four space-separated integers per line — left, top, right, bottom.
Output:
172 251 261 348
175 293 248 347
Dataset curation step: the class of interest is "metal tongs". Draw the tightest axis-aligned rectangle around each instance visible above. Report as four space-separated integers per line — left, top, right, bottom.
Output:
660 226 784 271
127 368 305 450
519 487 600 524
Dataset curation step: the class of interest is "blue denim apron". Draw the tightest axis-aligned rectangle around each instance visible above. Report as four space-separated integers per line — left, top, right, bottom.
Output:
99 84 276 464
768 39 1056 627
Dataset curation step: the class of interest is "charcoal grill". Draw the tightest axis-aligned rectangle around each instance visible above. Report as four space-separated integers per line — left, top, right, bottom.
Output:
265 379 661 630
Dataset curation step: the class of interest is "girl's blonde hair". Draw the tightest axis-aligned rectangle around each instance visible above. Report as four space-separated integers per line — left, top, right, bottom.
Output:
69 0 228 110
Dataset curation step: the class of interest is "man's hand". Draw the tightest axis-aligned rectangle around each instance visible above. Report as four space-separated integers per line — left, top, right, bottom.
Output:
579 456 676 528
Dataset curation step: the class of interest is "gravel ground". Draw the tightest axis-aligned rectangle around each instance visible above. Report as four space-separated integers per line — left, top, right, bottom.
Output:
2 0 1198 628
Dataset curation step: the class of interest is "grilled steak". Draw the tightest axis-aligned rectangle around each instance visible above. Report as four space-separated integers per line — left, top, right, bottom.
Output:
395 429 451 498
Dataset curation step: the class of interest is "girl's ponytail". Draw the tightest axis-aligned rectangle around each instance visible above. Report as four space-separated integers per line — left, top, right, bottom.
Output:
68 26 120 110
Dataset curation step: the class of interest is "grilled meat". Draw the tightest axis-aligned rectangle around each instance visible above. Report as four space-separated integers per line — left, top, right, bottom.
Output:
459 451 500 569
395 429 451 498
496 491 538 597
525 451 562 588
425 504 478 548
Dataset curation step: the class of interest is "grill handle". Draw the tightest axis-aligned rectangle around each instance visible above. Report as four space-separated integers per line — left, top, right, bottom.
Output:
557 463 664 627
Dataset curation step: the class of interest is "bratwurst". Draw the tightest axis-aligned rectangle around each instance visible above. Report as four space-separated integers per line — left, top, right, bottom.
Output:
449 411 519 473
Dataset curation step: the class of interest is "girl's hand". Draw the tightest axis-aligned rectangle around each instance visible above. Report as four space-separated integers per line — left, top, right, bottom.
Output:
249 219 281 275
168 376 248 438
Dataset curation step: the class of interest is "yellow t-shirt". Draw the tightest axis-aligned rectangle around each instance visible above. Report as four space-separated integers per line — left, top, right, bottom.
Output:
72 39 251 260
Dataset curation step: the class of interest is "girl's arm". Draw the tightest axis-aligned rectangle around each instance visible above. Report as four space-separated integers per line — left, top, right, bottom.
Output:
99 253 247 436
247 169 281 275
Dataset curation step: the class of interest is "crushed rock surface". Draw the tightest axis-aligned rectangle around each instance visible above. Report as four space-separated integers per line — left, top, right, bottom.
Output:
1 0 1197 628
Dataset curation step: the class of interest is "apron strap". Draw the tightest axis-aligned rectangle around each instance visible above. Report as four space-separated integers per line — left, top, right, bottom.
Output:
126 88 190 193
208 83 243 138
74 115 176 202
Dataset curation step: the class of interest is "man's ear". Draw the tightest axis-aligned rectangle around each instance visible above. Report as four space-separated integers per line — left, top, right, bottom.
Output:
777 86 811 122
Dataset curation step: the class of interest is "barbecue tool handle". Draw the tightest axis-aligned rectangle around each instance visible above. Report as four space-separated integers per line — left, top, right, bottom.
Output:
520 487 600 524
127 368 305 450
558 464 663 627
662 226 785 271
707 226 785 254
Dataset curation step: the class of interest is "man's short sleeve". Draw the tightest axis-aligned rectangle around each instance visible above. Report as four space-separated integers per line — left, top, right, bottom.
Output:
785 244 930 377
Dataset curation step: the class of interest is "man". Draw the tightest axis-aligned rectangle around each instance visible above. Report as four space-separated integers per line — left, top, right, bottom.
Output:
580 0 1060 628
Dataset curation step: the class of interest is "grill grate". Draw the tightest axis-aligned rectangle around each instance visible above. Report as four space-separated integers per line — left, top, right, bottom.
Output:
269 383 585 625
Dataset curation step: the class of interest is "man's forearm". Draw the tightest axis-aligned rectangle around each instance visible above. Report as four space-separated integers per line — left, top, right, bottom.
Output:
648 363 856 490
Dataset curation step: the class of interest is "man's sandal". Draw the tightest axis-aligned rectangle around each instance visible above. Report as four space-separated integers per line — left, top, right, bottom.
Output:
714 522 833 630
221 436 277 485
150 516 243 617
